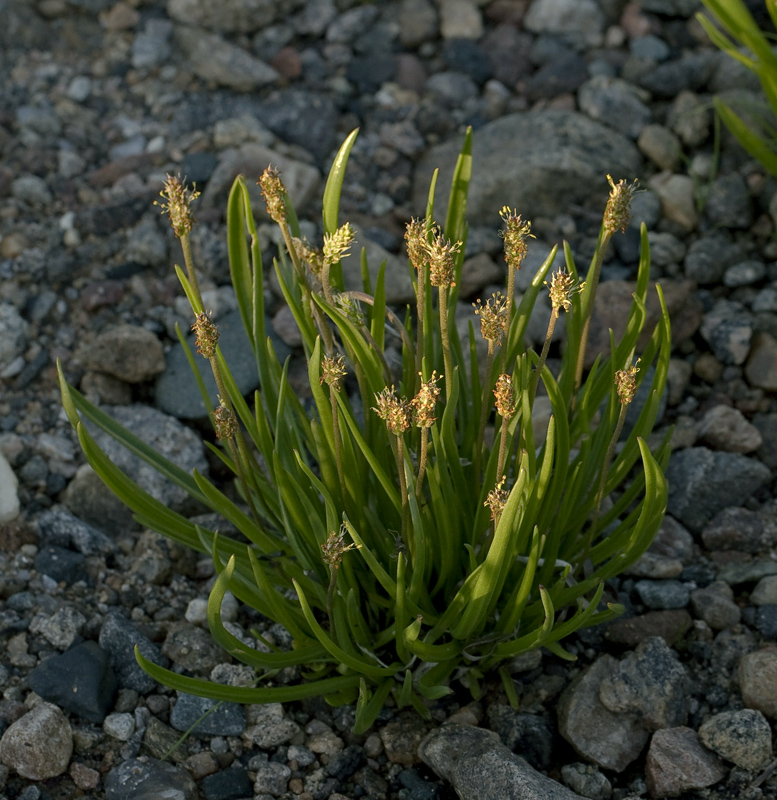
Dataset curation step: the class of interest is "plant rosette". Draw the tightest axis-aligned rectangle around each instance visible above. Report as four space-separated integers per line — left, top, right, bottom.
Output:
59 128 670 734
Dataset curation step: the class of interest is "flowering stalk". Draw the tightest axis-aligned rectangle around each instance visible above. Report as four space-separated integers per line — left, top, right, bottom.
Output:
574 176 637 394
493 373 517 483
529 270 585 406
427 228 461 400
406 219 429 391
321 525 356 643
322 223 356 307
321 354 347 496
499 208 533 372
411 371 441 496
473 293 508 478
579 358 640 568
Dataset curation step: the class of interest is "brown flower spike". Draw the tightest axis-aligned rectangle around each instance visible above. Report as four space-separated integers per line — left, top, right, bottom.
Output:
192 311 219 358
546 270 585 313
258 166 287 225
473 293 509 345
156 174 200 238
412 371 441 428
426 228 461 288
603 175 638 236
320 354 347 392
373 386 411 436
615 358 640 405
494 374 517 419
499 207 533 270
212 398 238 441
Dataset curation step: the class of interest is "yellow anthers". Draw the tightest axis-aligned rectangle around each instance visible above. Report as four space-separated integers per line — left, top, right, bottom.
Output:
293 237 324 276
321 524 356 571
191 311 219 358
334 293 365 327
211 398 238 441
156 174 200 238
499 207 533 270
405 218 428 272
603 175 638 235
485 476 508 523
320 354 347 392
615 358 640 406
546 269 585 313
323 222 356 266
373 386 411 436
473 292 509 345
426 227 461 288
494 373 517 419
412 371 441 428
257 165 287 224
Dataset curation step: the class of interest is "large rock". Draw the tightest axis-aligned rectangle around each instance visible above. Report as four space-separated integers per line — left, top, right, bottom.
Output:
167 0 299 33
665 447 771 533
412 111 641 226
419 724 585 800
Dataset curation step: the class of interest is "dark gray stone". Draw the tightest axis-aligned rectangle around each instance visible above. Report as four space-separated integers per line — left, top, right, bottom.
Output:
201 767 253 800
326 744 365 780
638 52 716 98
33 545 85 585
665 447 771 533
155 308 290 420
169 692 246 736
28 641 117 723
419 725 586 800
684 234 743 285
105 757 198 800
413 110 641 227
634 579 689 610
99 611 169 694
36 506 117 556
485 705 556 771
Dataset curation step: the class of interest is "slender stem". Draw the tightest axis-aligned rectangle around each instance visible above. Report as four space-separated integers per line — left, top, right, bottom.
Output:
321 261 335 307
416 427 429 498
180 233 203 306
396 434 410 556
330 385 345 498
415 262 427 393
474 342 496 480
439 287 453 400
496 415 510 484
528 309 559 407
573 231 611 396
326 565 338 643
501 262 515 373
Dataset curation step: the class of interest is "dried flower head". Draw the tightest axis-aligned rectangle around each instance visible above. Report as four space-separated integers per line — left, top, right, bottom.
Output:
499 207 533 270
192 311 220 358
373 386 411 436
156 174 200 238
485 476 508 523
494 373 517 419
426 227 461 288
293 237 324 276
320 354 347 392
615 358 640 406
405 218 428 272
321 524 356 571
323 223 356 267
545 269 585 313
334 293 365 327
258 166 287 224
412 371 441 428
473 292 509 345
603 175 638 236
212 398 238 440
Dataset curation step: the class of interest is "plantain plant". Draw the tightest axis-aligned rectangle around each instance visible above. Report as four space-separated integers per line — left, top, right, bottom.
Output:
58 128 670 733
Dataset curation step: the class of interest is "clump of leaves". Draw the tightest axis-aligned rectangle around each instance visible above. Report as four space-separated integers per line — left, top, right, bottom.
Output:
698 0 777 175
59 129 670 733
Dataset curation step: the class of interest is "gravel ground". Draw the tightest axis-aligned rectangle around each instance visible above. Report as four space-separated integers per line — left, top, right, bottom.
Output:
1 0 777 799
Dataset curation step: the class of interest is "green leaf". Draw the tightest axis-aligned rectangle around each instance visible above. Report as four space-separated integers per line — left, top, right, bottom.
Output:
323 128 359 234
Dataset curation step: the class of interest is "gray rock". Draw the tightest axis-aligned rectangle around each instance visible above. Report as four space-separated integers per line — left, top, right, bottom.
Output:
167 0 292 33
37 506 117 556
398 0 437 48
523 0 605 48
718 559 777 586
485 705 556 771
174 26 279 91
645 727 726 797
690 582 741 630
105 757 198 800
413 111 640 227
701 506 771 554
639 52 716 98
598 637 690 731
12 175 53 207
0 303 29 373
698 709 773 771
746 331 777 390
578 76 652 139
132 18 173 70
560 763 612 800
639 0 702 15
634 580 689 610
162 622 225 674
244 703 301 748
0 453 20 524
0 702 73 780
698 404 762 453
99 611 170 694
685 233 743 284
170 692 245 736
665 447 771 533
125 214 168 268
81 324 165 383
739 648 777 719
724 259 766 287
29 605 87 649
648 172 698 231
85 404 207 513
253 762 291 796
638 124 682 172
751 575 777 605
420 724 586 799
558 655 648 772
705 173 753 230
701 298 754 364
